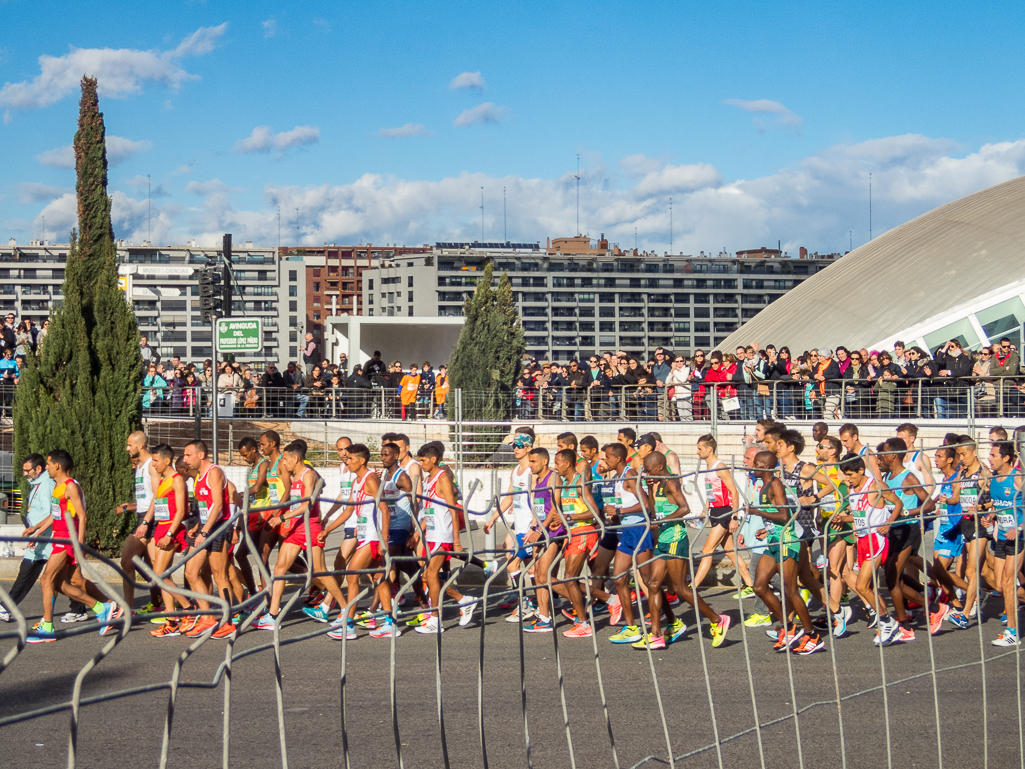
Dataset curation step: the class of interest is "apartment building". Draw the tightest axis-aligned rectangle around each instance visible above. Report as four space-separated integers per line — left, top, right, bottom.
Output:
361 240 842 361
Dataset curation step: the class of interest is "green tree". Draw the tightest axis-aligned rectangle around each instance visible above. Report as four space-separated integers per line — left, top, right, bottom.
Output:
448 263 525 431
14 77 142 553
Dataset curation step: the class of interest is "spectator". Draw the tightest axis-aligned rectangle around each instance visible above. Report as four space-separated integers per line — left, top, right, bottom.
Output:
973 346 998 416
813 348 842 419
843 349 871 417
933 338 973 417
665 353 692 420
302 365 327 418
418 361 436 418
302 333 318 375
1 314 16 351
36 319 49 348
14 321 31 357
345 364 372 418
564 359 587 421
139 335 159 368
434 364 450 419
399 363 421 420
325 373 344 416
364 350 387 380
142 363 166 410
991 337 1021 377
338 352 349 376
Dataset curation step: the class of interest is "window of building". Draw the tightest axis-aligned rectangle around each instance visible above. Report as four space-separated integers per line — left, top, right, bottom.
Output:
368 279 374 290
288 285 297 297
313 281 320 292
313 269 321 278
313 311 321 321
313 297 321 307
289 300 297 312
408 275 414 287
191 346 212 358
694 307 710 318
289 315 297 327
599 306 615 318
408 291 414 302
600 321 615 333
408 306 414 316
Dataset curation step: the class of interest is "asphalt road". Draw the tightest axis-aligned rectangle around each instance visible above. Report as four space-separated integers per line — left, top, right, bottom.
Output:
1 579 1023 769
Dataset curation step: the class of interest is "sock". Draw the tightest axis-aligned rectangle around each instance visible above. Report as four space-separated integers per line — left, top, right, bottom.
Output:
91 601 104 614
41 621 53 632
538 614 550 623
319 601 331 612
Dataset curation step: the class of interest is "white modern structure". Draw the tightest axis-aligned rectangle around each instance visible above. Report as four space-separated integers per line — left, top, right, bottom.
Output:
324 315 464 368
724 175 1025 353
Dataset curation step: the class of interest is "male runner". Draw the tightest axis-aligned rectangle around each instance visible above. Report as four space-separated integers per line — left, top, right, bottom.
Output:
549 448 599 638
522 448 567 633
896 423 936 496
254 442 349 633
322 436 359 581
580 435 617 614
379 441 426 609
556 432 595 490
181 440 237 639
692 434 747 591
148 444 190 638
648 432 682 477
748 451 823 655
257 430 292 577
115 431 162 616
640 451 728 649
985 441 1023 646
815 435 856 636
235 436 269 597
877 437 936 644
928 446 968 632
412 443 475 634
834 455 905 646
25 451 117 642
318 443 399 639
839 423 882 481
956 436 991 624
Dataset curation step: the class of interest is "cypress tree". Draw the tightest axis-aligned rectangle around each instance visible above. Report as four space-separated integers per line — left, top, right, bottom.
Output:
14 77 142 553
448 262 525 426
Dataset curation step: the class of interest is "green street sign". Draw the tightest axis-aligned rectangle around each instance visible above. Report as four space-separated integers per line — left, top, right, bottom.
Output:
216 318 262 353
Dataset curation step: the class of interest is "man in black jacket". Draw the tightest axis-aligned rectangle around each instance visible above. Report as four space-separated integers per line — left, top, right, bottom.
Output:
364 350 387 380
933 339 973 418
261 363 287 417
564 359 588 421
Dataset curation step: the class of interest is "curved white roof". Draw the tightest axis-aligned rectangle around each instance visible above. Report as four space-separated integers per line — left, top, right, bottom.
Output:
722 174 1025 352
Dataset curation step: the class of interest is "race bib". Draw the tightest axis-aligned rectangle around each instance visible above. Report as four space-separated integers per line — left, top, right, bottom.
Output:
135 478 146 500
996 511 1017 530
269 486 280 505
422 512 435 531
609 496 622 509
654 498 675 520
532 496 546 518
357 513 367 539
198 501 210 523
51 501 61 517
154 498 171 522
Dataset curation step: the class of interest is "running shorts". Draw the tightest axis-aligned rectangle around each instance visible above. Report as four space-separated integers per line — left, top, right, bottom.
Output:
154 522 189 554
343 527 357 540
513 533 534 561
933 533 965 560
993 537 1025 559
282 516 324 549
856 533 888 568
617 523 654 556
565 526 598 556
426 541 453 562
708 505 733 529
887 523 921 556
766 542 799 563
598 527 619 552
51 543 77 567
961 515 986 543
656 536 689 559
356 541 382 561
388 526 411 549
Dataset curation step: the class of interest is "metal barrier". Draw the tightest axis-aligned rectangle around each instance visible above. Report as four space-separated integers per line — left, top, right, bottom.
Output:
2 434 1024 768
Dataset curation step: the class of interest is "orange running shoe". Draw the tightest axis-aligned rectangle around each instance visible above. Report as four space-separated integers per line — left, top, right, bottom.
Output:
151 621 181 638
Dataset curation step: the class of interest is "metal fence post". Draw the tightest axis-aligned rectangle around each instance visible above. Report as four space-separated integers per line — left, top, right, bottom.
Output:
710 383 718 440
916 379 922 420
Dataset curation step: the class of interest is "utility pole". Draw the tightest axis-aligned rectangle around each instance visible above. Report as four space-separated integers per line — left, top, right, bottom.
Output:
669 197 673 254
869 173 873 241
575 154 581 236
147 174 151 244
480 187 484 241
503 186 507 242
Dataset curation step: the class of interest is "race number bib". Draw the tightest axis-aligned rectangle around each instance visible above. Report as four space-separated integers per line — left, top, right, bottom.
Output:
654 498 675 521
198 501 210 523
154 499 171 522
357 514 367 539
269 486 280 505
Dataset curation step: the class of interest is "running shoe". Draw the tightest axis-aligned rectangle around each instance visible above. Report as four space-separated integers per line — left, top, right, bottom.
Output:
60 611 89 624
955 587 966 605
609 625 642 644
946 611 969 629
252 613 277 631
185 617 218 637
968 603 978 619
667 619 687 643
561 608 580 622
590 600 610 616
814 554 827 570
97 603 120 636
743 613 773 628
150 621 181 638
1000 611 1007 625
415 616 445 635
329 620 359 640
666 593 680 606
458 597 478 627
608 595 623 627
631 633 665 650
524 617 553 633
406 611 431 627
891 625 916 644
354 610 377 629
0 608 10 623
833 606 852 638
496 594 519 610
302 605 331 623
483 560 498 577
303 586 325 607
811 615 829 630
562 621 593 639
799 588 813 606
506 603 535 623
212 623 237 640
730 586 756 600
140 602 158 614
766 626 784 640
906 600 924 610
865 609 879 629
795 632 824 655
150 615 168 625
710 614 731 648
993 629 1020 647
370 621 402 638
773 627 800 652
929 605 949 635
26 622 56 644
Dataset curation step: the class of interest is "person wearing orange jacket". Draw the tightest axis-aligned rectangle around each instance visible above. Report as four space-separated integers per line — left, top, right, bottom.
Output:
400 363 421 420
434 364 450 419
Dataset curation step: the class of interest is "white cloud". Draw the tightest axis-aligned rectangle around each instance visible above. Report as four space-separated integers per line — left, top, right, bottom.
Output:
185 179 245 196
262 19 277 39
18 183 71 204
723 98 803 134
172 164 193 175
122 174 170 198
449 71 486 90
0 23 228 112
620 153 674 177
234 125 320 155
453 102 505 127
36 135 151 169
374 123 434 138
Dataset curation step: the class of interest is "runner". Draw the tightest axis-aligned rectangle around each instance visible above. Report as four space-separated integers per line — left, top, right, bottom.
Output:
522 448 567 634
834 455 905 646
25 450 117 643
181 440 237 639
602 443 659 645
556 432 595 491
316 443 399 639
253 442 349 633
956 436 991 624
579 435 617 615
815 435 856 636
896 423 937 496
648 432 682 477
148 444 190 638
839 423 883 481
640 451 728 649
692 434 749 592
748 451 823 655
321 437 359 595
737 445 775 626
877 437 936 644
115 431 162 617
549 448 599 638
483 433 536 621
257 430 292 579
985 441 1024 646
928 446 968 632
412 442 475 634
236 436 269 597
380 441 429 614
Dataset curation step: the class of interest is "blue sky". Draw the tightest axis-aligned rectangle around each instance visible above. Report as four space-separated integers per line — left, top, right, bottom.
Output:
2 0 1024 255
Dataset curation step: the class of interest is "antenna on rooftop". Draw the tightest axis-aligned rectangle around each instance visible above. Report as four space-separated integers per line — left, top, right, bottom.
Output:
147 174 151 244
480 187 484 241
669 197 673 255
869 173 873 241
295 208 299 245
503 186 507 242
575 154 581 236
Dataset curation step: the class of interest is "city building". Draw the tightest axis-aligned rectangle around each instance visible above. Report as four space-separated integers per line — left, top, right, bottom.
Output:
360 240 841 361
281 243 430 348
0 239 305 365
724 173 1025 353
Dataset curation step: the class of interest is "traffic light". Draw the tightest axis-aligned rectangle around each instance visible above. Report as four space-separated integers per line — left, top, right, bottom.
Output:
199 265 222 322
